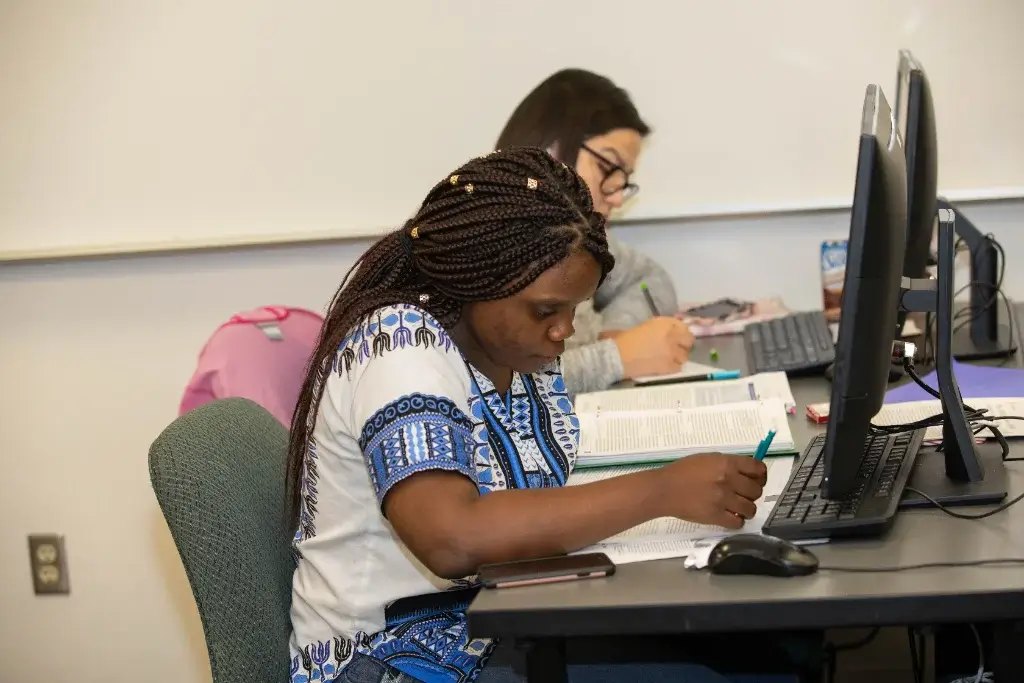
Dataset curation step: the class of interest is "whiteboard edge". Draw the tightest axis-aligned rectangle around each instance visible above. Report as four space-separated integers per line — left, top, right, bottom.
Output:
3 186 1022 264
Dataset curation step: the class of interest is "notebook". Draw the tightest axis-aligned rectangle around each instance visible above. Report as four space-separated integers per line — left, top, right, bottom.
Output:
577 371 797 415
805 397 1024 442
677 297 791 338
884 361 1024 404
575 397 796 469
633 360 724 386
566 457 805 565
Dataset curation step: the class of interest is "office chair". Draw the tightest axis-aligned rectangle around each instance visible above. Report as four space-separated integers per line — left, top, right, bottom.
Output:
149 398 295 683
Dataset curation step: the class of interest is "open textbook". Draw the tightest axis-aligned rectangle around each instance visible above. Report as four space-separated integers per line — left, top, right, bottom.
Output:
575 397 796 469
576 371 796 415
567 457 797 564
806 397 1024 442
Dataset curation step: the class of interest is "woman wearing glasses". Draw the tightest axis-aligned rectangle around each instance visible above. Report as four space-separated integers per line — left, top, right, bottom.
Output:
496 69 694 397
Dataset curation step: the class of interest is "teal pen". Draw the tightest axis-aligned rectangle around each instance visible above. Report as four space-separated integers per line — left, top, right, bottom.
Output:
753 429 777 461
639 282 660 317
636 370 741 387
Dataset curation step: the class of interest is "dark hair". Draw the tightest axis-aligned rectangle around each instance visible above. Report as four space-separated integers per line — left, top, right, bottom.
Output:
286 147 615 529
496 69 651 165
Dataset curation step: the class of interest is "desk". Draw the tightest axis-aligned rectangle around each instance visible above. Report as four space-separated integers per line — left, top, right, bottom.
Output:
468 306 1024 682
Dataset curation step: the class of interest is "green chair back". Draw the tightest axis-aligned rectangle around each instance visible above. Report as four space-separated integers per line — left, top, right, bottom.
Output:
150 398 295 683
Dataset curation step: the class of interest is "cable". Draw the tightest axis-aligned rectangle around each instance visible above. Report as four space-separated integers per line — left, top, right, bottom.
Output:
904 486 1024 520
921 232 1018 369
953 234 1005 335
950 233 1004 336
868 358 1024 471
947 624 992 683
823 627 880 683
908 627 924 683
1002 285 1024 368
819 557 1024 573
868 360 996 437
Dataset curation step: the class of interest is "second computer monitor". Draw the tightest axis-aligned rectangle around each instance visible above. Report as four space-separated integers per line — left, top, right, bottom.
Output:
822 85 909 499
895 50 938 285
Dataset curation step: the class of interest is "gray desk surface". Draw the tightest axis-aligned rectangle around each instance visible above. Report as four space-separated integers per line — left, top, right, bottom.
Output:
468 307 1024 638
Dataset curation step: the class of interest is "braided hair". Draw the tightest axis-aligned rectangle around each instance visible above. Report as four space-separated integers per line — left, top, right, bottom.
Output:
286 146 615 527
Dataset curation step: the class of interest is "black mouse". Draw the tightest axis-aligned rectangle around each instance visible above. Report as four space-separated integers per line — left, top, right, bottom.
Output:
824 362 904 383
707 534 819 577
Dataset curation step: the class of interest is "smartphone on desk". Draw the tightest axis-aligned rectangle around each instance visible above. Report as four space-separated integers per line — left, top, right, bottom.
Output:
478 553 615 589
684 298 750 321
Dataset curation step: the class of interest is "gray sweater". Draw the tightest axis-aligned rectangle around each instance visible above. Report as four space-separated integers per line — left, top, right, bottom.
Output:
562 234 678 397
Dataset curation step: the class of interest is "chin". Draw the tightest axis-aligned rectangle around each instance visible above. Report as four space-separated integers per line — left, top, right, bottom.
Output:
517 355 559 374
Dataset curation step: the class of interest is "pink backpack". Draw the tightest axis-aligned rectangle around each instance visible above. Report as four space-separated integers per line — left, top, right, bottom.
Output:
179 306 324 427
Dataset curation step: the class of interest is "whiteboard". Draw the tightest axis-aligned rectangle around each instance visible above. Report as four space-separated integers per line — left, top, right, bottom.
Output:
2 0 1023 261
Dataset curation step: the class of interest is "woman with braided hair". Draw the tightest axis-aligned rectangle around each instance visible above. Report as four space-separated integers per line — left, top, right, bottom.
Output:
286 148 767 683
497 69 695 397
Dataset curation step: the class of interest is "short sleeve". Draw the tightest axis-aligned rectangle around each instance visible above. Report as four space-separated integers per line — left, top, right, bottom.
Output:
340 306 478 505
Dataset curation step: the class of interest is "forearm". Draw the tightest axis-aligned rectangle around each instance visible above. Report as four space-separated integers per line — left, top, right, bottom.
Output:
459 468 663 573
559 339 624 397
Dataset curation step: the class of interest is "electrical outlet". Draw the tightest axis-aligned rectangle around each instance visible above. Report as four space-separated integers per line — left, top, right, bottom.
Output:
28 534 70 595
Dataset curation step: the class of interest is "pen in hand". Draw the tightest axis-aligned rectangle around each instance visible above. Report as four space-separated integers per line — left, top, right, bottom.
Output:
640 282 660 317
753 429 777 462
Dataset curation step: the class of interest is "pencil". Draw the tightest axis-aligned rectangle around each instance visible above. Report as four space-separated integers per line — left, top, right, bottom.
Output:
640 282 660 317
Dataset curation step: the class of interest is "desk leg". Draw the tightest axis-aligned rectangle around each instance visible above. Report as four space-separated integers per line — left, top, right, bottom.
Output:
519 638 568 683
991 621 1024 681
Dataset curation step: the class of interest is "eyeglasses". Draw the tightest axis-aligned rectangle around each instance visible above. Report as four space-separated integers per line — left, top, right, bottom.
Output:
581 144 639 200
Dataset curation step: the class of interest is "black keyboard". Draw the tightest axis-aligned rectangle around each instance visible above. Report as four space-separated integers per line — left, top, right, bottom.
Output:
763 429 924 541
743 311 835 375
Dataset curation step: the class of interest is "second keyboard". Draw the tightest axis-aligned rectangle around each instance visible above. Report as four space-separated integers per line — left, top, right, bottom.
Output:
743 311 835 375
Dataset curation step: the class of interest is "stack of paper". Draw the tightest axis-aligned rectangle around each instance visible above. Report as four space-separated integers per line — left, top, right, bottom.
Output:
567 456 796 565
575 397 796 469
806 397 1024 442
578 371 796 415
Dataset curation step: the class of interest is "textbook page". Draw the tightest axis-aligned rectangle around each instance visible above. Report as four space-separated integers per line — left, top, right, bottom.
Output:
806 397 1024 442
576 398 795 467
576 371 795 415
568 456 795 564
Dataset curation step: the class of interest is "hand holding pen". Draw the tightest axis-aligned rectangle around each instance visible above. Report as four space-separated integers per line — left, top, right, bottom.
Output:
606 283 696 379
753 429 777 461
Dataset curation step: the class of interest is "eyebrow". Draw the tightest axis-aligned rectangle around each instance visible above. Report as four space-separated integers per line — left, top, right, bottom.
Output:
599 147 633 174
528 295 574 306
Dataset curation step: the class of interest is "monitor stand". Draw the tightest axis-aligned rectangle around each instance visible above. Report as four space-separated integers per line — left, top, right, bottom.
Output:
951 323 1017 363
896 209 1008 509
936 198 1018 361
901 446 1009 509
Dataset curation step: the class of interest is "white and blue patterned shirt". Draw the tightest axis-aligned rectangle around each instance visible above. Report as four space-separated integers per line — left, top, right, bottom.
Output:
289 304 580 683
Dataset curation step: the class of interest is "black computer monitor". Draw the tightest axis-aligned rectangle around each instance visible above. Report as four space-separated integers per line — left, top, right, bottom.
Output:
822 85 908 499
894 50 937 290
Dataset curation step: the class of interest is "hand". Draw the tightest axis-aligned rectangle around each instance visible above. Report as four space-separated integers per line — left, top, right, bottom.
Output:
612 317 695 378
657 453 768 529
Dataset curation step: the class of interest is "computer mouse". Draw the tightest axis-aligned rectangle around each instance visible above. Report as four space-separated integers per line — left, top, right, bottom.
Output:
707 534 819 577
824 362 904 383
